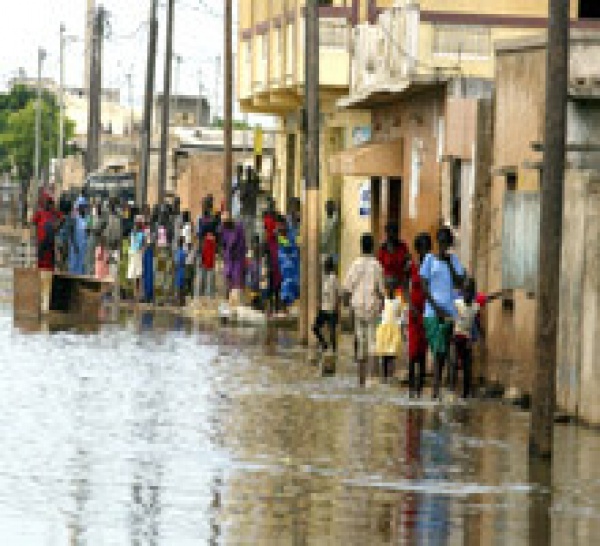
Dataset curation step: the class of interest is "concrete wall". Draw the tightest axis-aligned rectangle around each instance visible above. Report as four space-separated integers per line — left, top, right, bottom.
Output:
558 171 600 424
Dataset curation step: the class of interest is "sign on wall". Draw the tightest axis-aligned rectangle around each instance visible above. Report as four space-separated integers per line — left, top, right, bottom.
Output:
359 181 371 217
352 126 372 147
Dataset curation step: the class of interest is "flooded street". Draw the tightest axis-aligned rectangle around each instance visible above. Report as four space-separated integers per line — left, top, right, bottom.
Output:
1 304 600 545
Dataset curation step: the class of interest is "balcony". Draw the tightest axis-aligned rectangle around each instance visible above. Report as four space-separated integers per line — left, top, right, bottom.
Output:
348 6 421 100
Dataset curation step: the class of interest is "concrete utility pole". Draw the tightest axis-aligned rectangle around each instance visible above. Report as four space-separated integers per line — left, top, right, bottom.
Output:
158 0 175 205
139 0 159 207
125 72 135 164
86 7 105 175
58 23 66 194
196 68 204 126
34 47 46 210
224 0 233 212
529 0 570 459
300 0 321 345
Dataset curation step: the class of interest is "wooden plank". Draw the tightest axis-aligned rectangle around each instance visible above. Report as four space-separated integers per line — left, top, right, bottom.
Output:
13 268 41 320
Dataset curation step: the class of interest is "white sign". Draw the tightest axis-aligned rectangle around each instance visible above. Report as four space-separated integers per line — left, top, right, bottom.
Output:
359 182 371 217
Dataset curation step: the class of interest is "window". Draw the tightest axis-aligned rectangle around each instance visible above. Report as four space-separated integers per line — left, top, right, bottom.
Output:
320 18 347 48
433 25 491 59
580 0 600 19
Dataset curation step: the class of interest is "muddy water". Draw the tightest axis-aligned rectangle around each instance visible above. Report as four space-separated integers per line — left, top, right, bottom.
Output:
1 306 600 545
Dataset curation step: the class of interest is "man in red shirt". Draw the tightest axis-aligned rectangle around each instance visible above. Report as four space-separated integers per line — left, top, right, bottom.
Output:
31 194 63 271
199 230 217 298
377 222 410 290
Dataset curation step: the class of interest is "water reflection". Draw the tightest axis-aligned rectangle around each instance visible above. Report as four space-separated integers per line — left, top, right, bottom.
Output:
0 308 599 544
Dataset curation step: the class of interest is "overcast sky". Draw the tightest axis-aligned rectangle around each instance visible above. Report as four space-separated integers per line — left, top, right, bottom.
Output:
0 0 250 120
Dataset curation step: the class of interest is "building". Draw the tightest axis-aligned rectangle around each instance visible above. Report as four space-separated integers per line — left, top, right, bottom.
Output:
331 0 600 277
154 93 211 129
237 0 396 274
486 30 600 422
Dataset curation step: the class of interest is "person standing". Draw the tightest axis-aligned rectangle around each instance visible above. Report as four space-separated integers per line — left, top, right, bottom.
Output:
375 279 406 383
174 236 187 306
277 217 300 311
419 227 466 399
198 229 217 299
321 200 339 267
142 231 155 303
32 194 63 272
85 202 105 277
377 222 410 291
104 200 122 281
312 255 340 353
408 233 432 398
32 194 63 313
128 216 145 302
69 198 89 276
220 212 247 297
343 234 386 387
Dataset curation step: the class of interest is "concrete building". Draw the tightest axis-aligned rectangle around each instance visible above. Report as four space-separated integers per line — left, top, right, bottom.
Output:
486 30 600 422
332 0 580 276
237 0 393 275
154 93 211 129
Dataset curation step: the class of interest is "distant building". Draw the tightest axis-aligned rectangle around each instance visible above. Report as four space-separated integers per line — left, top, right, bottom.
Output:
154 94 211 129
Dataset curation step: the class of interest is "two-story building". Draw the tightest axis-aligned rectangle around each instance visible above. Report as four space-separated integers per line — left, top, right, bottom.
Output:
332 0 600 278
237 0 398 274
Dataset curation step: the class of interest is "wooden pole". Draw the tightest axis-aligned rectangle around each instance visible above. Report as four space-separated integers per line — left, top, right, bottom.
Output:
301 0 320 345
529 0 569 459
159 0 175 206
224 0 234 212
139 0 158 207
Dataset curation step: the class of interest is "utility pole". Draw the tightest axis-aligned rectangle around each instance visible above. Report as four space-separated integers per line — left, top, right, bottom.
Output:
139 0 158 207
34 46 46 212
196 68 204 126
86 7 105 175
529 0 569 459
158 0 175 205
300 0 321 345
173 54 183 125
58 23 65 195
224 0 233 213
126 72 135 164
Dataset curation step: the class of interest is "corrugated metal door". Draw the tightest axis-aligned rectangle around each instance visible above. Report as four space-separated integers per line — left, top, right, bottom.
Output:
502 191 540 292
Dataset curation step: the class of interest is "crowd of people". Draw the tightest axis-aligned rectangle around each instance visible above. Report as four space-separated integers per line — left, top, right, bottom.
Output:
315 222 506 400
31 187 503 400
30 190 302 313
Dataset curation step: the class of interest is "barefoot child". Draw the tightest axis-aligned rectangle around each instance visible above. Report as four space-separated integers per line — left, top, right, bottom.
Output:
375 278 406 383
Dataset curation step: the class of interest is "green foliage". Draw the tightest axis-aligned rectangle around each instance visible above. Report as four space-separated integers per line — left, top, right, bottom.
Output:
210 116 254 130
0 84 75 180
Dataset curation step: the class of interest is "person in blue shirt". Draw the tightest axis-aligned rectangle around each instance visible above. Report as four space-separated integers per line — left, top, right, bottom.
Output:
174 236 187 307
68 197 88 275
419 226 465 399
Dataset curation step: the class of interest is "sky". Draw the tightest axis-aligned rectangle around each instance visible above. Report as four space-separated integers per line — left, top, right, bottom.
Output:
0 0 253 121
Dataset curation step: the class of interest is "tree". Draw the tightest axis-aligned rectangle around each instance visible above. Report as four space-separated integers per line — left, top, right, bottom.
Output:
0 84 75 181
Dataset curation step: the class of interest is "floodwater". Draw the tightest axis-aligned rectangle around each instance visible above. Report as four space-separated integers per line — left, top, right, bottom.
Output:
1 302 600 545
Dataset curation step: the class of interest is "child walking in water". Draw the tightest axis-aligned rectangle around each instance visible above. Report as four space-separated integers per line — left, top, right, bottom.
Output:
375 279 406 383
312 256 340 353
